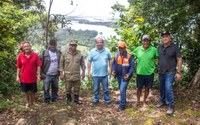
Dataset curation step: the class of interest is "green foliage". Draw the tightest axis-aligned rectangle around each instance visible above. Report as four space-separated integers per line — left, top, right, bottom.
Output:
112 0 200 84
0 1 39 95
81 77 93 90
0 98 13 112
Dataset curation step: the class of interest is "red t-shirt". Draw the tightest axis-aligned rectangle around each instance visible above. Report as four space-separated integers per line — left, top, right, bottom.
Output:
16 51 42 83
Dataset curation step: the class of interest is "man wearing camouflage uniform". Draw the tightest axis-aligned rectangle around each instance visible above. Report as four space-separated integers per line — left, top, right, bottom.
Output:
59 40 86 104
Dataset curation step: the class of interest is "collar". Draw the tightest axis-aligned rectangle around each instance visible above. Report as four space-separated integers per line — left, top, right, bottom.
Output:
162 42 173 48
95 47 105 52
141 45 151 51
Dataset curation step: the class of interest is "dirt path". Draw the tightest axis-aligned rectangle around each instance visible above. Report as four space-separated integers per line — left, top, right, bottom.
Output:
0 88 200 125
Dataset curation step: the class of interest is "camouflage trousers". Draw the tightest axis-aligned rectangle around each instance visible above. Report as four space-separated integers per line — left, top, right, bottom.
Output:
65 80 81 95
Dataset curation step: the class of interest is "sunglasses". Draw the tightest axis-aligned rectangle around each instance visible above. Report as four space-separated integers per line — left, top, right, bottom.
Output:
70 44 77 47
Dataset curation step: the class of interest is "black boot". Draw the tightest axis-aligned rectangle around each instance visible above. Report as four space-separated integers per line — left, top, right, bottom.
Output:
74 95 82 105
67 94 72 104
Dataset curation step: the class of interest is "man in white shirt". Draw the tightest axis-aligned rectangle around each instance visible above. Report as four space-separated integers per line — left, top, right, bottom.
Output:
40 39 62 104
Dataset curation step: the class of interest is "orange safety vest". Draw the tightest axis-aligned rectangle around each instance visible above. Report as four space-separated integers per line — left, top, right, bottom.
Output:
115 53 131 67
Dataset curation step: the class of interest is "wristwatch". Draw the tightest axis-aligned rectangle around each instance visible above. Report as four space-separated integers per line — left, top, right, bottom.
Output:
177 71 181 74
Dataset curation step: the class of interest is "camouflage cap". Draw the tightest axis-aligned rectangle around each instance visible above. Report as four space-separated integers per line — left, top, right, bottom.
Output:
70 39 78 45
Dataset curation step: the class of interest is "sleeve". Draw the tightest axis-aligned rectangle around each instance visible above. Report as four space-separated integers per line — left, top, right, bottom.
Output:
112 53 117 71
87 51 93 62
80 55 86 71
108 50 112 61
176 45 182 57
58 54 65 72
132 48 137 57
154 47 159 58
128 54 135 76
16 54 22 68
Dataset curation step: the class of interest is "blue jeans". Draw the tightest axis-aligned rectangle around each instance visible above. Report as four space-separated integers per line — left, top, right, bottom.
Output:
43 74 59 102
92 76 110 103
159 73 175 108
117 76 128 108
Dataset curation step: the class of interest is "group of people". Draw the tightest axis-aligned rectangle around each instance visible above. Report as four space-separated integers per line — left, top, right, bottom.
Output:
16 31 182 115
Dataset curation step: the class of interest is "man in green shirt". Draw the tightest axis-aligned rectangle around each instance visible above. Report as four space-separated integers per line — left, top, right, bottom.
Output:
133 34 158 106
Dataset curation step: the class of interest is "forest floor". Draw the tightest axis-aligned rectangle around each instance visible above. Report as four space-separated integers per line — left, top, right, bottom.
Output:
0 87 200 125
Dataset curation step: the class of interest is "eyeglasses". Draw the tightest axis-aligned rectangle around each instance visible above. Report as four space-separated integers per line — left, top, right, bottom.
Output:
163 48 166 55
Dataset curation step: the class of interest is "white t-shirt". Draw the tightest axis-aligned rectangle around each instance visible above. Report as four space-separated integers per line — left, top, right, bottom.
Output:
46 50 58 75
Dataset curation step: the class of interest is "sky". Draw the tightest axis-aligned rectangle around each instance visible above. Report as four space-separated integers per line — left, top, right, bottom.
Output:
44 0 129 19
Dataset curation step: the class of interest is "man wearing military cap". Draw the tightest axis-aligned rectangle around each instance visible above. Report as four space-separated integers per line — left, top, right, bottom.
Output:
59 40 86 104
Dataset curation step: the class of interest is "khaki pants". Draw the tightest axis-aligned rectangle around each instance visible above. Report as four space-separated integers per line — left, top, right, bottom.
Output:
65 80 81 95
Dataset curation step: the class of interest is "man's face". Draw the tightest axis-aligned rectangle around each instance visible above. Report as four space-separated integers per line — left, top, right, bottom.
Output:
49 44 57 52
142 39 150 48
23 42 31 53
119 47 126 54
70 44 77 52
96 38 104 50
161 35 171 45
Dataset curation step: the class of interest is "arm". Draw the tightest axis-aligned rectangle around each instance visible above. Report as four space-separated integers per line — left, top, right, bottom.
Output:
37 66 41 83
80 56 86 80
175 56 183 80
59 54 65 80
87 61 92 78
128 55 135 76
16 68 21 83
109 60 112 76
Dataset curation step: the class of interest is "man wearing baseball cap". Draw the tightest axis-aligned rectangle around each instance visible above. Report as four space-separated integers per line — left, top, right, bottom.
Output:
59 39 86 105
112 41 134 111
133 34 158 107
156 31 183 115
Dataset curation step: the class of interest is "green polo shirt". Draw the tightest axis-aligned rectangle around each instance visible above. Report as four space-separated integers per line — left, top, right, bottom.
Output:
132 45 158 75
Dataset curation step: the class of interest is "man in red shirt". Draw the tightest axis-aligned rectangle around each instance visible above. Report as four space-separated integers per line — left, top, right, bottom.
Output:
16 41 42 107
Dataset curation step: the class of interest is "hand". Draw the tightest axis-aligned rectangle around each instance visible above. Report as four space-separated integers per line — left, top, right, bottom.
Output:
88 71 92 78
60 74 64 81
175 73 181 81
37 76 41 83
16 76 20 83
81 71 85 80
112 71 116 76
124 74 129 80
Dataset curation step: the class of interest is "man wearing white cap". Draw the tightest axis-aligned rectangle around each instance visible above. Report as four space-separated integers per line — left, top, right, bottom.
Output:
132 34 158 106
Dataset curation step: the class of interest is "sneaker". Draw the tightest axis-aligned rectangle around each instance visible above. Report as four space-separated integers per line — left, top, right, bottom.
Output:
166 107 174 115
116 107 125 112
156 102 165 108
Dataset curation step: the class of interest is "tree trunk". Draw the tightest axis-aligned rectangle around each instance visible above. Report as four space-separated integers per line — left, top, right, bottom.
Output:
45 0 53 48
190 68 200 88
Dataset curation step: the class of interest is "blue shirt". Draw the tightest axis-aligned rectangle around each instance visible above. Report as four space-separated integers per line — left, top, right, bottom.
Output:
88 47 112 77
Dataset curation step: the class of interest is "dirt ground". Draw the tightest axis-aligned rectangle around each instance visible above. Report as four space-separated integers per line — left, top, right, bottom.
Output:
0 88 200 125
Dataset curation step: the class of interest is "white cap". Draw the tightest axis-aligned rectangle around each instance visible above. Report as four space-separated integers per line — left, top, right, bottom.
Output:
142 34 150 40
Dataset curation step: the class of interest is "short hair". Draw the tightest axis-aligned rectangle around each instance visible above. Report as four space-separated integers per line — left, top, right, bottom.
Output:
22 40 30 45
49 39 57 45
95 37 104 43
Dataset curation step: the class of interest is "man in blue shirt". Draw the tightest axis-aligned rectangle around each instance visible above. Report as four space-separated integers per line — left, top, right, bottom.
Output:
88 38 112 105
